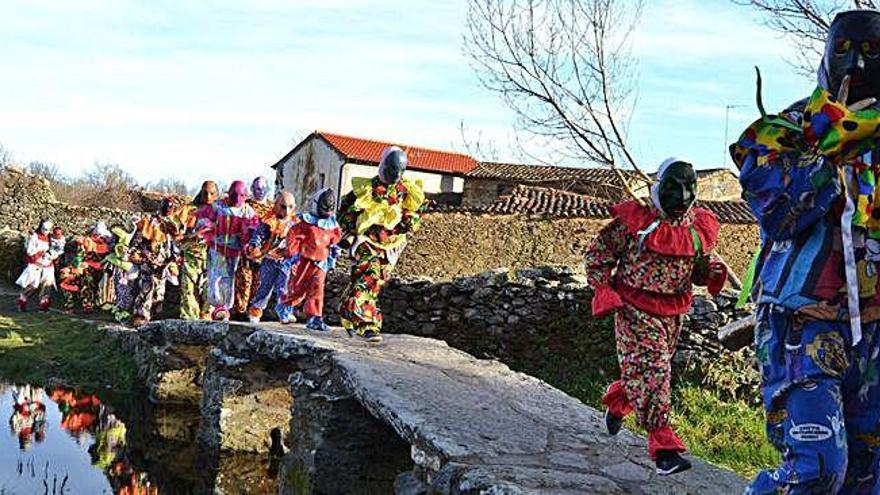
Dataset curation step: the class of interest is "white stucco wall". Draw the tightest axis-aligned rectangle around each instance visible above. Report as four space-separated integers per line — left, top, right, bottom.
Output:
338 163 464 196
275 137 343 210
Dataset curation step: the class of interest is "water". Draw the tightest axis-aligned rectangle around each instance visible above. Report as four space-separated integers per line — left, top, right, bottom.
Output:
0 382 279 494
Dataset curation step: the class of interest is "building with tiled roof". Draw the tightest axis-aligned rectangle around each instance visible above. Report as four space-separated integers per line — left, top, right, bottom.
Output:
439 184 754 224
272 131 477 208
463 162 742 207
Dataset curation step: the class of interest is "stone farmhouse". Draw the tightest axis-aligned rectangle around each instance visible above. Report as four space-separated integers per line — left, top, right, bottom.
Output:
273 131 743 209
271 131 477 208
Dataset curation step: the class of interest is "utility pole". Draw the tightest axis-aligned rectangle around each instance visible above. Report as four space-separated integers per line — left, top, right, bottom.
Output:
724 104 746 167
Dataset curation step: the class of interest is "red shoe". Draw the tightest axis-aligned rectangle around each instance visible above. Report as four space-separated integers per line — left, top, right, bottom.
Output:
17 296 27 312
38 298 50 312
212 307 230 322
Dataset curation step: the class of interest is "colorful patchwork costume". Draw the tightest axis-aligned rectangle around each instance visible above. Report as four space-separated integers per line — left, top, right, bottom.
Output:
103 225 137 322
735 11 880 494
585 158 726 475
233 176 272 317
283 189 341 331
177 181 219 320
246 191 299 324
196 181 257 321
337 146 427 342
16 220 65 312
129 199 180 326
59 223 112 313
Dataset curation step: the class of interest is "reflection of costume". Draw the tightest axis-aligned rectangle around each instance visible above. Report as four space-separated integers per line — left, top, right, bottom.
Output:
247 212 298 323
284 189 341 331
9 385 47 451
338 174 426 339
735 11 880 493
586 159 725 474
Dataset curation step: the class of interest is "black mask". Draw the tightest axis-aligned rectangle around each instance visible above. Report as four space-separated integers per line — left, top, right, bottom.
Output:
316 189 336 218
820 10 880 104
379 148 408 185
159 198 174 217
658 162 696 219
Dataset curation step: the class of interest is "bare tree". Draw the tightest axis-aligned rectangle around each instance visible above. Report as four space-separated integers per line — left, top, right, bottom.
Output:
0 143 13 169
147 177 191 196
464 0 649 198
54 162 141 211
26 161 62 183
734 0 878 77
457 121 501 162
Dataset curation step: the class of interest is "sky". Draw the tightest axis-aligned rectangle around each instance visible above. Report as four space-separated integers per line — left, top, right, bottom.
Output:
0 0 814 189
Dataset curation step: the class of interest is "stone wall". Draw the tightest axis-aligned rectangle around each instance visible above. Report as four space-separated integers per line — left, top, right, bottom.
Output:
397 213 759 281
0 166 137 234
697 170 742 202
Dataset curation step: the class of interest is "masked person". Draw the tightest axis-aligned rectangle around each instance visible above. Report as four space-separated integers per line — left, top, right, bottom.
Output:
102 225 137 323
177 181 219 320
337 146 427 343
246 191 299 324
233 176 273 318
584 158 726 476
16 219 64 312
196 180 257 321
283 188 341 332
733 10 880 494
128 198 180 326
59 222 112 313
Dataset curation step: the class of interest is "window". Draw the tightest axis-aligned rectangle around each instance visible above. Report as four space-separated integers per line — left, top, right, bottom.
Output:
441 174 454 193
319 173 326 189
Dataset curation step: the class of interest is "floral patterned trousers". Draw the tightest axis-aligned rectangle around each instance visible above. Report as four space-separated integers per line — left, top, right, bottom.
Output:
339 243 394 336
601 304 686 459
180 246 209 320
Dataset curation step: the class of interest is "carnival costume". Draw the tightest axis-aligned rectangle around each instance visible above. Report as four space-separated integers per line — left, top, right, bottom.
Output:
234 176 272 316
246 191 298 324
735 10 880 494
585 158 726 475
59 222 112 313
283 188 341 332
177 181 218 320
338 146 427 342
196 181 257 321
16 220 64 312
103 226 137 322
130 199 180 326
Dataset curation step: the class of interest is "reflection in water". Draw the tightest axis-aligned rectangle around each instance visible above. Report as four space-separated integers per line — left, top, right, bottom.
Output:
9 384 47 451
0 383 278 494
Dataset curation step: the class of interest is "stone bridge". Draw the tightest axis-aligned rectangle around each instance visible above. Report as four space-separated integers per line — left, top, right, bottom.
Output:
106 319 745 494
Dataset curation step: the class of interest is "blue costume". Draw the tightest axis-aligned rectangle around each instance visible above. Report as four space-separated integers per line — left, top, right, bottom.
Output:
734 10 880 493
247 214 298 324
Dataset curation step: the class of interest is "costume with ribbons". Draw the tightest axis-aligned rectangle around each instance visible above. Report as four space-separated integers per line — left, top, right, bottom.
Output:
337 176 427 336
129 214 179 324
234 197 272 316
585 199 724 460
16 228 64 311
195 197 257 319
735 84 880 493
59 232 110 312
247 211 299 322
175 203 211 320
282 210 341 322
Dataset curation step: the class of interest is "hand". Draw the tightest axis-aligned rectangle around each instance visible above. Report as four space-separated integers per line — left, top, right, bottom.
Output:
839 74 877 112
267 248 284 261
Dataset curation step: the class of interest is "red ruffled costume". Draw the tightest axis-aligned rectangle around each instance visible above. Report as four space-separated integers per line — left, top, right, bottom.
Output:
585 200 725 459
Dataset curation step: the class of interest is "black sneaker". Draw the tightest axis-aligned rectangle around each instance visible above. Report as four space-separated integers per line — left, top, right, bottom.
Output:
655 451 691 476
605 410 623 436
362 330 383 343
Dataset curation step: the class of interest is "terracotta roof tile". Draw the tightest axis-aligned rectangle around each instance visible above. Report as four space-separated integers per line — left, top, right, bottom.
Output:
467 162 641 186
431 185 755 224
318 132 478 175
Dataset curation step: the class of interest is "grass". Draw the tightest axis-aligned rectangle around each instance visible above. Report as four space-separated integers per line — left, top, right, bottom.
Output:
0 310 138 391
